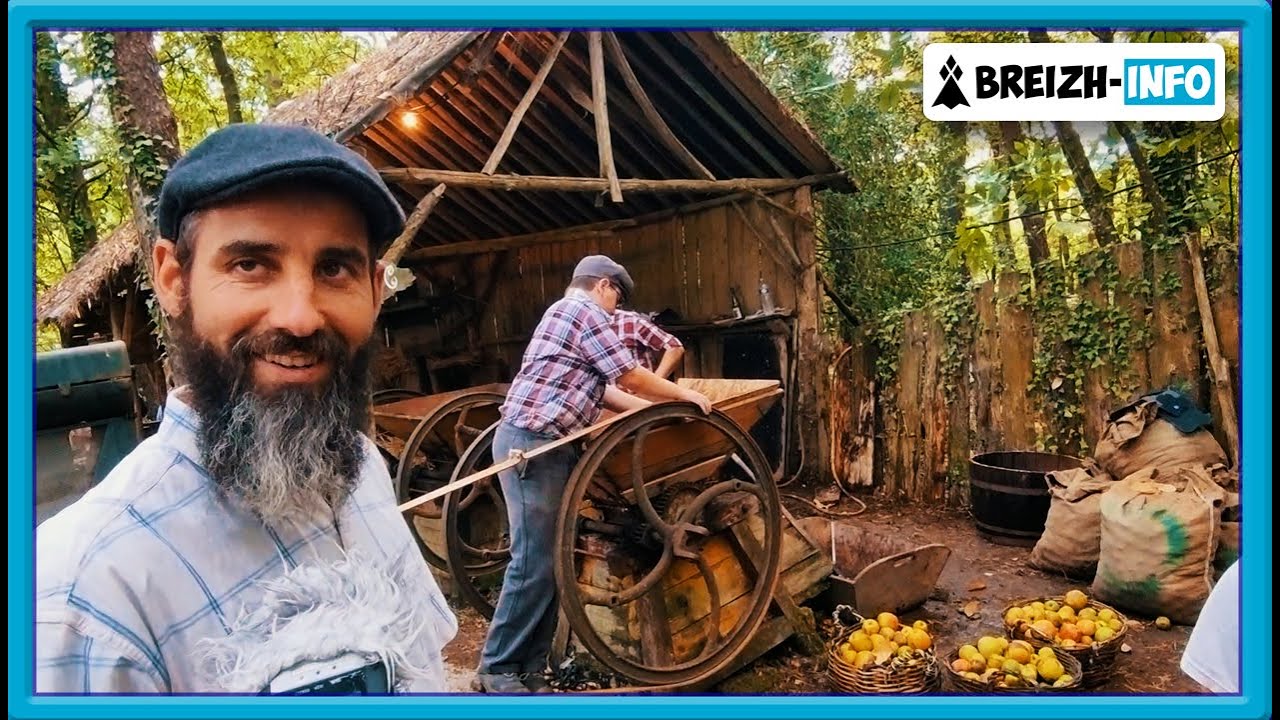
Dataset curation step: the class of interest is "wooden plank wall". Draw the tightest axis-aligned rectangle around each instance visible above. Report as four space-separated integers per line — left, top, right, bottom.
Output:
391 189 826 474
1207 247 1240 454
1079 242 1151 451
827 327 875 491
827 239 1241 505
468 193 806 369
1148 244 1202 406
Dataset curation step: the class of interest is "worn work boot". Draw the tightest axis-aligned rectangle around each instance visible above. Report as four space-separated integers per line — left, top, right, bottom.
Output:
521 672 554 693
472 672 531 694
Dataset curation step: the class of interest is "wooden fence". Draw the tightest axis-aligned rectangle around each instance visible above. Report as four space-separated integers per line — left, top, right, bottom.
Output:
828 240 1241 505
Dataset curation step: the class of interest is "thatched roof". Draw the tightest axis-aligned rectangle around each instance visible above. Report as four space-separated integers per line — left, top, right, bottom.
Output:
37 32 476 332
37 30 852 331
265 31 477 138
36 222 139 330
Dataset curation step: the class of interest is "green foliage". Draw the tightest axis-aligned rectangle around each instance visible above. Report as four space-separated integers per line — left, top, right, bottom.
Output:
727 29 1240 454
34 31 378 350
158 31 367 151
33 26 1244 433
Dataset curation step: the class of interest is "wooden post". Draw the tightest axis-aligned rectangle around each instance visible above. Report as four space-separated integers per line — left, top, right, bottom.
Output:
483 31 569 175
380 183 448 266
588 31 623 203
791 187 825 485
1080 250 1113 452
1185 235 1240 468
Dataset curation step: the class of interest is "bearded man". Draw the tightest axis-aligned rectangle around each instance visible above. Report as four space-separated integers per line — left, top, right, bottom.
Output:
34 124 457 694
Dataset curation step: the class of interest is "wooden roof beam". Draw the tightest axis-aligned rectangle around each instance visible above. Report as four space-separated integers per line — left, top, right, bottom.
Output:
381 167 848 194
631 32 792 177
592 34 761 179
676 32 845 178
401 178 831 264
604 31 715 181
364 125 519 239
382 183 447 265
491 37 666 217
438 64 601 227
521 32 696 208
535 34 702 186
588 32 623 203
484 30 569 175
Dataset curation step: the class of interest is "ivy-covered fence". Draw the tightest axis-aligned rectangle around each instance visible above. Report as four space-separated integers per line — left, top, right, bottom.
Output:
828 239 1241 506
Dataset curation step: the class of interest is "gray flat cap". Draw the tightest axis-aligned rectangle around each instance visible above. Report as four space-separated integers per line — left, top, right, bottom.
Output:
157 123 406 249
573 254 635 302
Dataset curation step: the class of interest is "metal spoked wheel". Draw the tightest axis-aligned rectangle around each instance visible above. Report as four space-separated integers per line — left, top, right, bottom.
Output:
442 421 511 619
371 389 426 476
395 391 505 570
552 403 782 687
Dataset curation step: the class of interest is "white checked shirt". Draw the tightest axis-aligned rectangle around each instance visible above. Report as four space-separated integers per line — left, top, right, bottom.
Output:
1181 560 1241 694
35 389 458 693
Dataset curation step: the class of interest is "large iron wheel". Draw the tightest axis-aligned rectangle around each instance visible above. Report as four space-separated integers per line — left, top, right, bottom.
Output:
371 389 425 476
552 403 782 687
442 421 510 619
396 391 505 570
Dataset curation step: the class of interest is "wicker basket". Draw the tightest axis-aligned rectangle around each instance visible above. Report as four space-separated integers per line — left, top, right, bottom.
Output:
1001 596 1129 688
826 629 941 694
941 646 1083 694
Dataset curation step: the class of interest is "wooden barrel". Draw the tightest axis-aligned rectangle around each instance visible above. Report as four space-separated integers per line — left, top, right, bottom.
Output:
969 451 1081 547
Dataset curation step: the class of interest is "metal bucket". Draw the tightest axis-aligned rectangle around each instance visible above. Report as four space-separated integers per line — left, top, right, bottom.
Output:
969 451 1082 547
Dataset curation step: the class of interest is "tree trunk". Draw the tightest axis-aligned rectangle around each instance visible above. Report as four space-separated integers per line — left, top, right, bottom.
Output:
1112 121 1169 238
982 123 1016 267
35 31 99 261
939 120 970 279
1090 29 1171 238
1028 30 1119 247
997 121 1052 284
88 31 182 267
262 32 287 108
203 32 244 124
88 31 183 399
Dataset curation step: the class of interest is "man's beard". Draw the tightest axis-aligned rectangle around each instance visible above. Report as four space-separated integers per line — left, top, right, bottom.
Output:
171 318 373 525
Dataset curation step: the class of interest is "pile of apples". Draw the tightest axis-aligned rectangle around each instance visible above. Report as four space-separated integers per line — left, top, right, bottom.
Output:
1003 589 1124 649
949 636 1074 689
836 612 934 669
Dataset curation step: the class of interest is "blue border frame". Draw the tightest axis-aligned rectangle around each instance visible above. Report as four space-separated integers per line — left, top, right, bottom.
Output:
9 2 1271 719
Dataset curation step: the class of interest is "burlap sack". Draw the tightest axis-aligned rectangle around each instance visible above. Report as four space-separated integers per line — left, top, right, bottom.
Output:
1215 521 1240 577
1029 462 1115 578
1091 465 1228 625
1094 399 1228 481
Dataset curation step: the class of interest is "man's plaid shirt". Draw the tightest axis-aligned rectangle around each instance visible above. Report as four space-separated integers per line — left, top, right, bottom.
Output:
34 390 458 693
500 292 638 437
611 309 682 373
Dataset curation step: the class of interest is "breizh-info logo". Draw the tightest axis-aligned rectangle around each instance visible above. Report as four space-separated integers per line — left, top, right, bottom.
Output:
923 43 1226 121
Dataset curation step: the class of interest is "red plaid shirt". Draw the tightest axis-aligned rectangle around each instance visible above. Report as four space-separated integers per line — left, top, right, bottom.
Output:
500 293 638 436
611 309 683 373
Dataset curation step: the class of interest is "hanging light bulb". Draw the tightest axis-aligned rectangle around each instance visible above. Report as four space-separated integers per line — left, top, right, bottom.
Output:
400 110 420 128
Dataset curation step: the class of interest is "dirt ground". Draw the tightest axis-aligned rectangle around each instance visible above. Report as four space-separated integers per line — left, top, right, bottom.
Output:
439 489 1207 695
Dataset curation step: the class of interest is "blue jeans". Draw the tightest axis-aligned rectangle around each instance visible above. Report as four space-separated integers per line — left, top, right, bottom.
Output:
479 422 579 674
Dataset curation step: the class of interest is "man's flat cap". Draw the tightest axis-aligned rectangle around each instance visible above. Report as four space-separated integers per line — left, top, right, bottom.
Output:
573 254 635 303
157 123 406 248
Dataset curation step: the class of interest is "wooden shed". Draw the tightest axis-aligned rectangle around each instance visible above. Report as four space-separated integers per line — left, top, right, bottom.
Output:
38 30 857 479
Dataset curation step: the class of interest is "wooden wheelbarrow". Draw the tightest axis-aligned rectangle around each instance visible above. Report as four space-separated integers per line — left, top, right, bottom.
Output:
793 516 951 618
